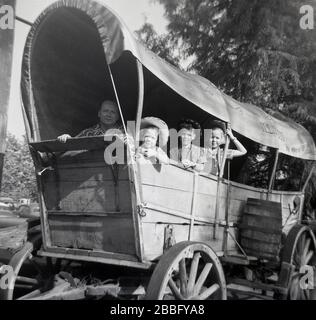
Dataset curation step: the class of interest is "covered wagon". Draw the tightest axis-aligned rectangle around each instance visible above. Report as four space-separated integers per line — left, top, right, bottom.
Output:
1 0 316 300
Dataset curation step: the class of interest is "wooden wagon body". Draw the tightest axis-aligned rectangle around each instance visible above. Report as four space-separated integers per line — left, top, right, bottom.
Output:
1 0 316 300
28 138 305 267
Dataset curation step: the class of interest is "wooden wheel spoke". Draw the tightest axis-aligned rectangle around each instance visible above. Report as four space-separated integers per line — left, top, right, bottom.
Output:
194 263 213 296
303 288 310 300
187 253 201 295
293 252 300 267
168 278 184 300
305 250 314 265
297 232 306 255
145 243 226 300
302 238 311 260
296 284 304 300
294 239 303 266
14 283 35 289
179 258 188 296
16 276 39 286
289 277 299 300
295 242 305 267
197 283 220 300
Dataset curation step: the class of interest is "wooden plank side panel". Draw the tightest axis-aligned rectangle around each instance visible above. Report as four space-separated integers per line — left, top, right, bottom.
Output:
141 185 245 224
139 163 194 192
138 163 304 261
142 185 192 215
42 158 132 212
41 149 135 256
140 166 254 224
43 180 132 212
49 180 131 212
53 165 129 182
49 215 136 255
228 183 267 202
139 165 254 257
194 192 245 222
142 222 239 261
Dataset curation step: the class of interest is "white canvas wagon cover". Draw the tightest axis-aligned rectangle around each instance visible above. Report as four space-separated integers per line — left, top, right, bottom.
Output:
20 0 316 160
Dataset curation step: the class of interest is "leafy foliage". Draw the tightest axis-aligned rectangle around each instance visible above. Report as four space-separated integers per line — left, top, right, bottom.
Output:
1 133 38 201
137 0 316 213
136 22 181 66
138 0 316 130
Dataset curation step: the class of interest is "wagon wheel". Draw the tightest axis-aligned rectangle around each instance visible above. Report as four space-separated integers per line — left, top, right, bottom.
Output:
280 225 316 300
0 242 54 300
145 241 226 300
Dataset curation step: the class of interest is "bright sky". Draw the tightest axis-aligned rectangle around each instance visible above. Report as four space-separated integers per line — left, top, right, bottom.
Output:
8 0 167 138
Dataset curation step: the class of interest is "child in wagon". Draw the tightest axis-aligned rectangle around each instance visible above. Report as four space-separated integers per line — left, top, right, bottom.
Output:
203 120 247 176
170 118 206 172
136 117 170 165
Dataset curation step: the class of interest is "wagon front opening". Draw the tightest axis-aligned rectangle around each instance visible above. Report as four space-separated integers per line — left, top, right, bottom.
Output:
23 5 143 263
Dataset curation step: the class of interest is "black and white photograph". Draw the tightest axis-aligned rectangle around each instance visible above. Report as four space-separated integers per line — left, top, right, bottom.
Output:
0 0 316 307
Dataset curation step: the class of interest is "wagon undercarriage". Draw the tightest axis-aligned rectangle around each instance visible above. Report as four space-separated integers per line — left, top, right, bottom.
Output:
1 221 315 300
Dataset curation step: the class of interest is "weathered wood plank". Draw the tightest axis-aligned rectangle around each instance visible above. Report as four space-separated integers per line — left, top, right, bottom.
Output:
48 211 130 217
139 164 304 251
45 164 130 182
44 179 132 212
37 248 151 269
49 215 136 255
142 185 192 215
140 206 236 226
142 222 238 261
140 164 194 192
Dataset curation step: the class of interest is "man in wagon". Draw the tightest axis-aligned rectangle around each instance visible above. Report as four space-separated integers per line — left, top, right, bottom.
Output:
57 99 135 165
169 118 206 172
203 120 247 176
57 99 126 142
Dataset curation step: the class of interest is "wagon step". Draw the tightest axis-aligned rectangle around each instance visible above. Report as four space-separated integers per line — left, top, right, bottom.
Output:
221 254 258 266
227 286 274 300
227 277 287 294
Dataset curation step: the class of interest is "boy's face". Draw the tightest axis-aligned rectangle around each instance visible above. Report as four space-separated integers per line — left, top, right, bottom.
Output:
142 128 158 149
179 128 195 147
98 101 119 126
210 128 224 149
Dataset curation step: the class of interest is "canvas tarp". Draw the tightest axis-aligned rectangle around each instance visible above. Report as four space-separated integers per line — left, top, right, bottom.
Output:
20 0 316 160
